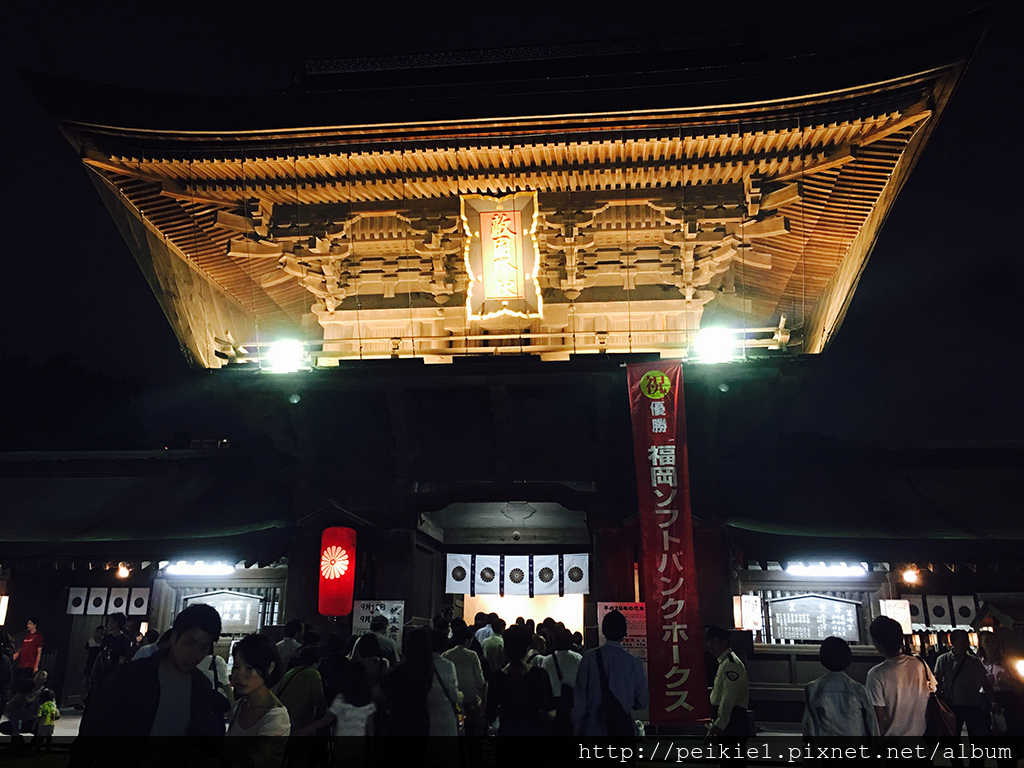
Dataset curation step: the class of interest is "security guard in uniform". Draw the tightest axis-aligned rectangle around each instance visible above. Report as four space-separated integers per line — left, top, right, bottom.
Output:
705 625 750 765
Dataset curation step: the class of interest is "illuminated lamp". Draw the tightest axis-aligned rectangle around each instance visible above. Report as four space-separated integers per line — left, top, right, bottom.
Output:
319 527 356 616
1015 660 1024 679
693 327 738 363
116 562 131 579
785 562 867 577
0 595 8 625
902 566 920 585
263 340 307 373
164 562 235 576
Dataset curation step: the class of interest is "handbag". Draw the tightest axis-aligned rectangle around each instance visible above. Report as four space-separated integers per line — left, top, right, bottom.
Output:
919 657 957 738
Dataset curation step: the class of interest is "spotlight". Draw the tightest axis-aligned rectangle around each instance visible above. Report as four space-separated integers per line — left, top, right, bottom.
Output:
902 568 919 585
693 328 737 363
263 340 307 373
116 562 131 579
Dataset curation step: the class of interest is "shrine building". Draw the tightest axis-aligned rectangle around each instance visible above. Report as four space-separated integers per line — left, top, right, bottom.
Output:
10 9 1020 717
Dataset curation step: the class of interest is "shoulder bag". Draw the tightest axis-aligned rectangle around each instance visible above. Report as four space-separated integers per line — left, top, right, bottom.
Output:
920 656 956 738
596 648 634 738
433 663 465 735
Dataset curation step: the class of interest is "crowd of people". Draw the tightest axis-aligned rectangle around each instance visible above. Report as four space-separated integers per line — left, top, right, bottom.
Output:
1 621 61 754
6 604 1020 767
800 618 1024 767
39 606 648 767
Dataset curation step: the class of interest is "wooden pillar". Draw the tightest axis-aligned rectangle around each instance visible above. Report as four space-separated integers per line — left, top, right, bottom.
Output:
694 522 734 629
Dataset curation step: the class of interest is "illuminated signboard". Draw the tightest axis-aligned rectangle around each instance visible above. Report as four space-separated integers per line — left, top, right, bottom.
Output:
183 590 262 633
462 192 541 322
768 594 860 642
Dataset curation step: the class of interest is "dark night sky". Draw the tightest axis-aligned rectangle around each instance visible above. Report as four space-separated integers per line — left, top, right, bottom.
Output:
1 1 1021 446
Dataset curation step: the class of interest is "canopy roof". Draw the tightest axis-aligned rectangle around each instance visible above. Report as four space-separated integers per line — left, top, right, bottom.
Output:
25 10 987 367
720 438 1024 562
0 450 291 564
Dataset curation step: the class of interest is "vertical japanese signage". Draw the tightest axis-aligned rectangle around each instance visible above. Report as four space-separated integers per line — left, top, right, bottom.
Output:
461 192 542 322
627 361 709 724
354 600 405 654
319 527 356 616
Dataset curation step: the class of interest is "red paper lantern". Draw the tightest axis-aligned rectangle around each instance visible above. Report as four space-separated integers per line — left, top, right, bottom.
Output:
318 527 356 616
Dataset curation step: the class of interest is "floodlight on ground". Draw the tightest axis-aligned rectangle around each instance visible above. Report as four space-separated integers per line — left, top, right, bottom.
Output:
693 327 738 363
263 339 307 373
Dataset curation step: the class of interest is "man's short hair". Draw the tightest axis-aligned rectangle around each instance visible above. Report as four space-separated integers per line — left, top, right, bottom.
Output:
869 616 904 654
602 610 627 641
553 628 573 652
283 618 304 638
172 604 222 641
369 615 389 633
819 636 853 671
107 612 127 630
950 629 969 643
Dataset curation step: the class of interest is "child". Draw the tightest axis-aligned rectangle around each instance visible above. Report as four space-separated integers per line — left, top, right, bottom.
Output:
35 688 60 752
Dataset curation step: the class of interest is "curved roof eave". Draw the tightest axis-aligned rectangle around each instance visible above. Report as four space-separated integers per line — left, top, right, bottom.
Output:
21 7 987 142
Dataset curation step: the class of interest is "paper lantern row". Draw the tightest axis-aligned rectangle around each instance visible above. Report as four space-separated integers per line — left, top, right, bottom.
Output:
445 554 589 596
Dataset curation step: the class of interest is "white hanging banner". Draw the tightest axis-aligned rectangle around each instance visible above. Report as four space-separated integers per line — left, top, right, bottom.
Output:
67 588 88 615
503 556 531 597
474 555 501 595
533 555 560 596
562 553 590 595
446 554 472 595
905 595 926 627
86 588 108 615
445 554 589 595
950 595 978 627
128 587 150 616
107 588 130 614
925 595 952 627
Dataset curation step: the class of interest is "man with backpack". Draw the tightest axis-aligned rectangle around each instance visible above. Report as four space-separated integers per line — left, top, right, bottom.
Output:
572 610 648 737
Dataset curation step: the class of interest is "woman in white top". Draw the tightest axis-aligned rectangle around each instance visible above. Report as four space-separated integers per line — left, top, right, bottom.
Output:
427 629 462 737
226 633 290 768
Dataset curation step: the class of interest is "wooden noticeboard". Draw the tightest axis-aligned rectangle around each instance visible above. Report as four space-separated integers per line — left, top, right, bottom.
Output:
767 594 860 642
183 591 262 634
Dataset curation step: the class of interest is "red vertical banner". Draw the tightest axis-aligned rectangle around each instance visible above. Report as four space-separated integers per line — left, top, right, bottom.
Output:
319 527 356 616
627 361 710 724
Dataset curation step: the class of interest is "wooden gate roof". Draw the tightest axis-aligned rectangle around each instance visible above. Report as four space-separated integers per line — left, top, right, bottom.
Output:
26 9 988 367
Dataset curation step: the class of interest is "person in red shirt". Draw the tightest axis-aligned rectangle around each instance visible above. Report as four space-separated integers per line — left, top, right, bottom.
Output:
13 618 43 683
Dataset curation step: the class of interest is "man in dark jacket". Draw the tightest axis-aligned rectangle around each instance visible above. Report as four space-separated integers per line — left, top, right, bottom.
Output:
71 603 227 767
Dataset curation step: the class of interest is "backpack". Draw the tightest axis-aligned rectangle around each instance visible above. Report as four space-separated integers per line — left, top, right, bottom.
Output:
596 647 634 738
